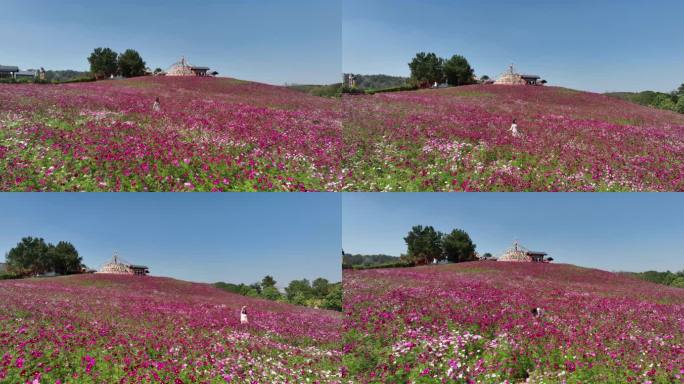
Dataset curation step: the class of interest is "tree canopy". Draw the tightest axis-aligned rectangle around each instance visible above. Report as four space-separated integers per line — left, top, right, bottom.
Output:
118 49 146 78
441 229 476 263
404 225 443 264
88 47 118 78
408 52 444 86
443 54 475 86
5 237 83 277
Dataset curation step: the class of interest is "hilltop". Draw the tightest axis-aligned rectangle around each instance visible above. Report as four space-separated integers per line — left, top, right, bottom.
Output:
342 84 684 191
0 273 342 383
0 76 342 191
343 261 684 383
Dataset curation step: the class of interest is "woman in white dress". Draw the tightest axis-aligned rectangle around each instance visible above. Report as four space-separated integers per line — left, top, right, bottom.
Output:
509 119 520 138
152 97 161 112
240 306 248 324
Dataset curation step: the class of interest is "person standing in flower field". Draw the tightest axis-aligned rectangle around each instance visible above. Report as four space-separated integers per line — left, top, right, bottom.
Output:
152 97 161 112
240 306 249 324
509 118 521 138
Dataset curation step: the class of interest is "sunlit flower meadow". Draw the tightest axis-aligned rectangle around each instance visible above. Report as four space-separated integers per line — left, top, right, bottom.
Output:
0 274 344 383
342 85 684 191
343 262 684 383
0 77 342 191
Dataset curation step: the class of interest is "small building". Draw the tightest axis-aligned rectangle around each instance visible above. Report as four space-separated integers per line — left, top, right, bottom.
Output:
495 65 544 86
97 252 149 275
166 57 215 77
498 241 549 262
0 65 19 79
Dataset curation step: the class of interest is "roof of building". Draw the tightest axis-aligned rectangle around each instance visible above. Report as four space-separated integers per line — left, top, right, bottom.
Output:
526 250 548 256
0 65 19 72
128 265 149 269
15 70 36 76
191 66 210 70
520 74 540 79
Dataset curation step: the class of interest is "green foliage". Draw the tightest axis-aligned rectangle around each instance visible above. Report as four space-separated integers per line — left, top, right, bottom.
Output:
443 54 475 86
118 49 146 78
630 270 684 288
342 253 401 268
408 52 444 86
351 260 414 270
404 225 443 264
441 228 476 263
88 47 118 78
344 74 410 90
5 237 82 277
287 83 343 98
676 97 684 114
215 275 341 311
606 85 684 114
322 283 342 311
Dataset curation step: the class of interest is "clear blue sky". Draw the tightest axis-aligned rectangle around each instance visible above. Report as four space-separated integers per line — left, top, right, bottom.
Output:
343 0 684 93
0 193 341 285
0 0 341 85
343 193 684 272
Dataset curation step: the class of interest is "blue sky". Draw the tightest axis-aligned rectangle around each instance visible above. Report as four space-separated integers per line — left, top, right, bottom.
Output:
343 193 684 272
343 0 684 93
0 193 341 285
0 0 341 85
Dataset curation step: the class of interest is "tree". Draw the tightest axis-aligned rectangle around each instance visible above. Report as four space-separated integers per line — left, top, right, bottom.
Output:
677 83 684 97
118 49 146 78
284 279 312 302
261 285 282 301
441 229 476 263
88 47 118 78
480 75 490 83
676 97 684 114
443 54 475 86
49 241 82 275
404 225 443 265
261 275 277 288
6 237 51 276
654 94 676 111
482 252 493 259
408 52 444 86
312 277 330 298
153 67 163 75
322 283 342 311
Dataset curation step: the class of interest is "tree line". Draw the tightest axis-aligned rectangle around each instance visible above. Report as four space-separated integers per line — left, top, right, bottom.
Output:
2 237 84 278
408 52 476 87
629 270 684 288
214 275 342 311
606 84 684 114
402 225 477 265
88 47 155 79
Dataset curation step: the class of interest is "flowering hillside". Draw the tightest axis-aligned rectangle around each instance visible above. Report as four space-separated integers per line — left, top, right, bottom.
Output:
0 274 343 383
342 85 684 191
0 77 342 191
343 262 684 383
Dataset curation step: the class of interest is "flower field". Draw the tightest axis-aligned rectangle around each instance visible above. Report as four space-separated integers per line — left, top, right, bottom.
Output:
342 85 684 191
0 274 344 383
0 77 342 191
343 262 684 383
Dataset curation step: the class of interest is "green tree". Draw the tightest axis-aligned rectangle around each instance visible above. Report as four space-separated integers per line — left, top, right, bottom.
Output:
443 54 475 86
404 225 443 265
671 276 684 288
441 229 476 263
312 277 330 298
49 241 82 275
261 285 282 300
118 49 146 78
285 279 312 302
322 283 342 311
676 97 684 114
482 252 493 259
5 237 51 276
677 83 684 96
480 75 490 82
88 47 118 78
261 275 277 288
408 52 444 86
654 94 676 111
